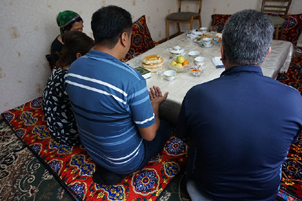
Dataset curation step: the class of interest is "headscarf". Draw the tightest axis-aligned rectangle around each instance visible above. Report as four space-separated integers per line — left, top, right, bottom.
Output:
57 10 81 35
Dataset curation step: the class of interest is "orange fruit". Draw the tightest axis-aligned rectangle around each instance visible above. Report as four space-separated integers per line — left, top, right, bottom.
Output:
182 60 189 66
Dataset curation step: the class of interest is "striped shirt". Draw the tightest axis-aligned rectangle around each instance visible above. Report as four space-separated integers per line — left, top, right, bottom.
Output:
65 50 155 174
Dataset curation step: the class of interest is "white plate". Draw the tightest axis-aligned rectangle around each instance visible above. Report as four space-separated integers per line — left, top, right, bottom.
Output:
203 44 213 48
199 43 213 48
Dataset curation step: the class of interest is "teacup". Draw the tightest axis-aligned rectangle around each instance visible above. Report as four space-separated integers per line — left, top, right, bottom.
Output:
202 38 212 47
199 27 208 34
164 70 176 81
194 56 206 66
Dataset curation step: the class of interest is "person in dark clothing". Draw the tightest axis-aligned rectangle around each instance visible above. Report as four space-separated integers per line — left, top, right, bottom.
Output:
44 31 94 146
50 10 84 66
176 9 302 201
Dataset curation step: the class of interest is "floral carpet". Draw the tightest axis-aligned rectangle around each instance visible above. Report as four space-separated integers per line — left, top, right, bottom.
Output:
1 98 188 201
276 55 302 201
0 116 73 201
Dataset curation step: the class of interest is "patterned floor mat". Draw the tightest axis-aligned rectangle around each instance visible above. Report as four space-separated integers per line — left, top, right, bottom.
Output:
0 116 73 201
1 98 188 201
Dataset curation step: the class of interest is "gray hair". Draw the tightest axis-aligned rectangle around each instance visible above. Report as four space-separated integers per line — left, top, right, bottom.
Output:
222 9 274 65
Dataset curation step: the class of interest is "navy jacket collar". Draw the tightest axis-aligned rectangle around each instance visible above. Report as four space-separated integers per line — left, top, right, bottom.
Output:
221 65 263 77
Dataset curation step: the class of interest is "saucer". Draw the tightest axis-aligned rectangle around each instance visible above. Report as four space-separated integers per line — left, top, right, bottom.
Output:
204 44 212 48
169 48 185 54
200 43 213 48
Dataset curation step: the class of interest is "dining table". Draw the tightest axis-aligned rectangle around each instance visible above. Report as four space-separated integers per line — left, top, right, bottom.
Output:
126 32 294 124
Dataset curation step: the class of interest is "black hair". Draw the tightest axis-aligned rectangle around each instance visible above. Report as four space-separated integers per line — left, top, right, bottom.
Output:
91 5 132 48
56 31 94 68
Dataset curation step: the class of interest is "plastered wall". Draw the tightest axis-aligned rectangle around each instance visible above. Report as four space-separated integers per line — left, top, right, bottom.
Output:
0 0 301 113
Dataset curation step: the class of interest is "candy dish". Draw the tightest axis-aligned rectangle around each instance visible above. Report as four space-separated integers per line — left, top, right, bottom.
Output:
191 64 205 77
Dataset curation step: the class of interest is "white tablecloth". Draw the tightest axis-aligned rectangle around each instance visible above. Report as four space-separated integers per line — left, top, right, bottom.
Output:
127 33 293 123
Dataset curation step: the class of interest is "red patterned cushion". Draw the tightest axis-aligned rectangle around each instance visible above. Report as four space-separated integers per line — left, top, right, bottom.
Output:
123 15 155 62
1 97 188 201
283 14 302 45
211 14 302 45
211 14 232 33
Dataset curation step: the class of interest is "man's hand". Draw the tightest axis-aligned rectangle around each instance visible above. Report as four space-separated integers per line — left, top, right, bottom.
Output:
138 86 168 141
149 86 168 106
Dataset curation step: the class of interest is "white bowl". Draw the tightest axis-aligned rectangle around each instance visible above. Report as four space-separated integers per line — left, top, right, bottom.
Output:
192 30 203 35
164 70 176 81
188 51 200 58
194 56 206 66
200 27 208 31
199 27 208 34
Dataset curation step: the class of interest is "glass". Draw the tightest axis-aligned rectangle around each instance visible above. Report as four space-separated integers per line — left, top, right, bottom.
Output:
132 53 141 67
210 26 220 46
210 26 217 38
156 67 164 75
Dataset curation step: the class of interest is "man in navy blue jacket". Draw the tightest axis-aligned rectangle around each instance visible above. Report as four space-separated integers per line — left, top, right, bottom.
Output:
176 9 302 201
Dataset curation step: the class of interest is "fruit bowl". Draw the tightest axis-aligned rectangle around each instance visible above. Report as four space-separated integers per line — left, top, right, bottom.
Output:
168 58 190 72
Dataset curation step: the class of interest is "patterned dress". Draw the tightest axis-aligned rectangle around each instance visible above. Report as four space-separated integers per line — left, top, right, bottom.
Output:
43 68 79 146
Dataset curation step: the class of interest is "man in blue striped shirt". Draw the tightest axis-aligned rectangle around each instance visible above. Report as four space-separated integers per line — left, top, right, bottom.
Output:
65 5 171 185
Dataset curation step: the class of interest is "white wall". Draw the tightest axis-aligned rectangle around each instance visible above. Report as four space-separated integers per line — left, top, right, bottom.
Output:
0 0 301 113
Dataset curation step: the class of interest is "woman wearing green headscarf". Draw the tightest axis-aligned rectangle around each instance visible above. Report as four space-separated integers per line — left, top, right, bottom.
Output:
50 10 84 66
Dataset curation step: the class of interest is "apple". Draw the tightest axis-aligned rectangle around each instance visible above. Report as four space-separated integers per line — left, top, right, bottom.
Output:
171 60 177 66
175 63 183 70
176 55 185 64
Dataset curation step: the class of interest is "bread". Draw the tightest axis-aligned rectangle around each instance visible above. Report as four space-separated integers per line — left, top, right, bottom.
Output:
142 55 164 72
142 54 162 64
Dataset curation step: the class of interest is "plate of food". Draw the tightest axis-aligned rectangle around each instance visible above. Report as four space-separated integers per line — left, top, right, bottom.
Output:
141 54 164 73
193 32 212 43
